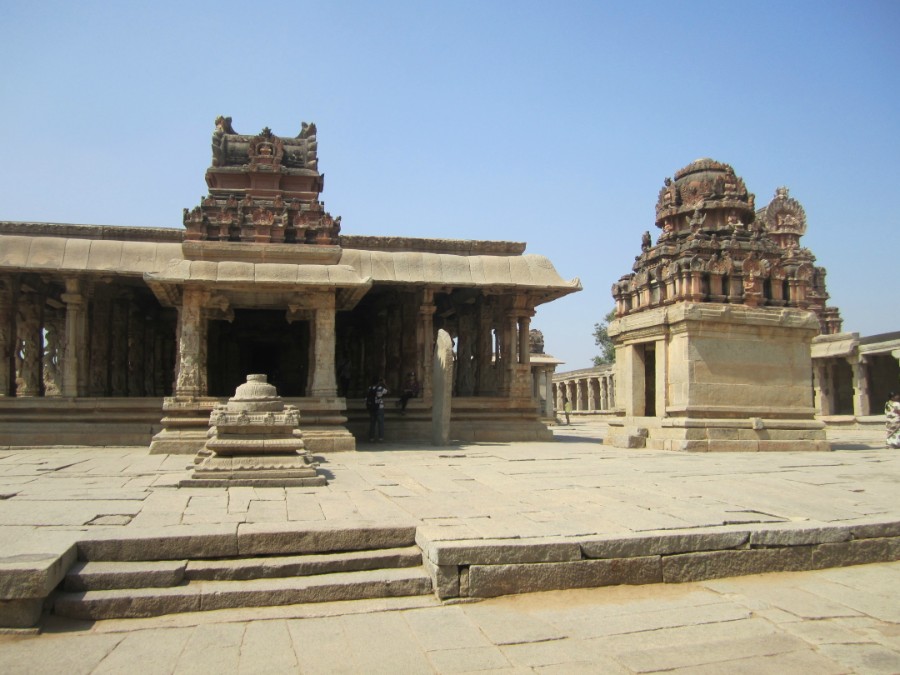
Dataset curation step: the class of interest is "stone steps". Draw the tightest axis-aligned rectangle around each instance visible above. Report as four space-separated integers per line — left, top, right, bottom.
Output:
63 546 424 590
52 525 434 621
54 567 434 620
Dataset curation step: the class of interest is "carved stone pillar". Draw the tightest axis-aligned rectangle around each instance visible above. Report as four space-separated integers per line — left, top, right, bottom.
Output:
476 299 493 395
417 290 435 403
308 294 337 398
175 287 208 397
0 278 14 397
61 278 88 397
16 293 43 397
574 379 584 411
588 378 597 410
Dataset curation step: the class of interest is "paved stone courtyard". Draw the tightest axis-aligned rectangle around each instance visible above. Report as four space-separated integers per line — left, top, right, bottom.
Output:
1 421 898 672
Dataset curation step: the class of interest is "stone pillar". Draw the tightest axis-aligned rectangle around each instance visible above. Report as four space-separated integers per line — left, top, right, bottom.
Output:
476 300 493 395
587 378 597 410
309 294 338 398
544 370 555 418
417 290 435 403
60 278 87 398
812 362 831 417
0 278 13 397
575 379 585 411
175 287 208 398
850 355 870 418
16 293 43 397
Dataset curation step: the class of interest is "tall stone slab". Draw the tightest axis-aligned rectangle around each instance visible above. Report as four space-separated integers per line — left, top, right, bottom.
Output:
432 329 454 445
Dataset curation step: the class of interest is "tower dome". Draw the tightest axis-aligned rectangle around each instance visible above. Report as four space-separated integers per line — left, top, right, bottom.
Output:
655 158 756 234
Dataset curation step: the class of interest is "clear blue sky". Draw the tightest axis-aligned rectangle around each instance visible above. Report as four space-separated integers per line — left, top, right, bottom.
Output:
2 1 898 370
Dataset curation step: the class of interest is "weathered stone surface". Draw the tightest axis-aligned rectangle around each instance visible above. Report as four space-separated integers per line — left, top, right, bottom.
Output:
662 546 814 583
77 525 239 561
185 546 422 581
0 598 44 628
467 556 662 598
0 546 76 598
419 555 459 599
424 537 582 566
64 560 187 591
849 520 900 540
236 522 416 556
811 537 900 569
582 529 749 559
749 524 852 547
432 329 453 446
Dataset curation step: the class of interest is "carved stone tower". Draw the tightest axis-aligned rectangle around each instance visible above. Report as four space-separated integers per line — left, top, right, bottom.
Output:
606 159 837 451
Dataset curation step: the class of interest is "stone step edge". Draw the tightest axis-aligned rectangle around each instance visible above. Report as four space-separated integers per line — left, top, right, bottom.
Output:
64 546 424 591
415 520 900 599
76 522 418 561
53 567 434 621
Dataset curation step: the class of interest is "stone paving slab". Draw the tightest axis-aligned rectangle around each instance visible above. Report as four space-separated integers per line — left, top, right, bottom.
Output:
0 561 898 673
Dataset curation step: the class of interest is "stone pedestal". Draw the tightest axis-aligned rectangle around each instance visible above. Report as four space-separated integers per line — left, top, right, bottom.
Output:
607 303 830 452
181 374 326 487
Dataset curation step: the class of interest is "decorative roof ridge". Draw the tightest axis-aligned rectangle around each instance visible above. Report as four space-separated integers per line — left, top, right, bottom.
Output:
340 235 526 256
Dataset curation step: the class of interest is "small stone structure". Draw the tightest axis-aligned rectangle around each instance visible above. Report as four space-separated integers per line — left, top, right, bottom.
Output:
607 159 840 451
183 374 326 487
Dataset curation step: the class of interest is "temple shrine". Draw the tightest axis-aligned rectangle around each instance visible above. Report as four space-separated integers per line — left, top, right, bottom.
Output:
0 117 581 450
606 158 842 451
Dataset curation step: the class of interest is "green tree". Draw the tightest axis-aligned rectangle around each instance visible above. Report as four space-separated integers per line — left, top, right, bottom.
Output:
592 309 617 366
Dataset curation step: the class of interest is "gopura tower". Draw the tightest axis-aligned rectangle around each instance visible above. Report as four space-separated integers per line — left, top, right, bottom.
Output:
607 159 840 451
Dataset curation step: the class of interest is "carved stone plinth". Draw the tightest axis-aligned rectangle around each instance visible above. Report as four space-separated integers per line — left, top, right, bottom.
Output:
181 374 326 487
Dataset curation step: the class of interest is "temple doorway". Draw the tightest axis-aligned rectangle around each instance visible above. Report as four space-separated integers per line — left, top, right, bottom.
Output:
207 309 310 397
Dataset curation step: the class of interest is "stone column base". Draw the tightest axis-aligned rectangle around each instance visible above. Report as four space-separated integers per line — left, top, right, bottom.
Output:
606 417 831 452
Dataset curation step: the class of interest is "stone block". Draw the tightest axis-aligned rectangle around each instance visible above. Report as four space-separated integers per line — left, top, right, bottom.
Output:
849 520 900 540
0 546 77 599
237 522 416 556
0 598 44 628
27 237 66 268
811 537 900 569
582 529 749 559
424 537 582 566
662 547 814 583
467 556 662 598
64 560 187 591
749 524 851 547
216 261 254 282
77 525 239 561
421 556 459 599
62 238 92 269
87 240 124 270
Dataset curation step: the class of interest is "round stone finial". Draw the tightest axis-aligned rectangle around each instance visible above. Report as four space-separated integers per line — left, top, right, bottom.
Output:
227 374 284 412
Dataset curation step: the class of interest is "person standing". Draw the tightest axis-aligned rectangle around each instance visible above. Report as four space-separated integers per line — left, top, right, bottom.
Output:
886 392 900 449
367 377 388 442
397 371 419 414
